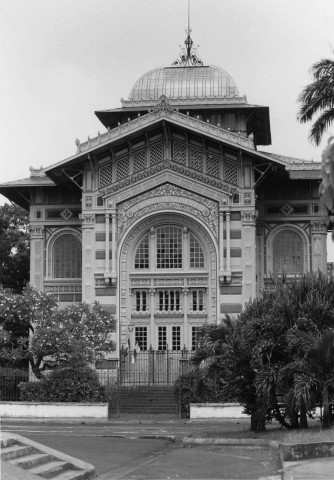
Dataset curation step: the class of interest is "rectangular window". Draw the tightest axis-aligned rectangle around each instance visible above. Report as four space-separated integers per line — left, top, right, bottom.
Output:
158 291 181 311
158 326 167 350
172 326 181 351
135 326 147 351
135 291 147 312
192 327 201 350
157 227 182 268
192 290 204 311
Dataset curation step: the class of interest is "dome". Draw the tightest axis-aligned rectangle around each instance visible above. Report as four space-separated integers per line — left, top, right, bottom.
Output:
128 65 239 101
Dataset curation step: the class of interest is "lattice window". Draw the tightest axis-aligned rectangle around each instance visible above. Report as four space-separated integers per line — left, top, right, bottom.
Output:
295 182 309 198
280 183 292 199
189 147 204 171
62 188 72 203
172 141 187 165
224 113 236 130
135 326 147 351
192 290 204 311
48 189 61 204
273 231 303 275
133 148 147 172
135 234 149 269
150 142 164 165
53 234 82 278
157 226 182 268
158 290 181 311
207 154 220 178
116 156 130 180
189 233 204 268
192 326 201 350
172 326 181 351
158 326 167 350
224 162 239 185
135 291 147 312
99 163 113 188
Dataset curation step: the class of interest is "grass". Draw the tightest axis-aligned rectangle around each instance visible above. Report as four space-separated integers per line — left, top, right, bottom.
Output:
195 420 334 444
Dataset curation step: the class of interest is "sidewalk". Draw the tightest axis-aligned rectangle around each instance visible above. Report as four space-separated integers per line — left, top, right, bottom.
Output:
1 417 334 479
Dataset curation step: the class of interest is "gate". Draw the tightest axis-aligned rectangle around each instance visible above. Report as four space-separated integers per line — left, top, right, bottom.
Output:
119 347 191 385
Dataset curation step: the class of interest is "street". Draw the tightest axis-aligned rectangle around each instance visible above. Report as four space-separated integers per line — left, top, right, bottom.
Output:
1 420 282 479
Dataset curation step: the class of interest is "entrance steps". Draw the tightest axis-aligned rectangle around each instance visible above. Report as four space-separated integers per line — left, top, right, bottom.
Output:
1 432 95 480
109 385 179 416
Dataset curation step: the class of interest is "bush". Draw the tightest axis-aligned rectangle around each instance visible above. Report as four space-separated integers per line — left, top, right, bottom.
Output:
0 367 29 401
174 372 207 418
19 366 106 402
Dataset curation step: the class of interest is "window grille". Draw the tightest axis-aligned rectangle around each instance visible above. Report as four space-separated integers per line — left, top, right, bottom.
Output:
135 326 147 351
133 148 147 172
207 154 220 178
62 188 72 203
172 326 181 351
273 231 303 275
158 290 181 311
192 290 204 311
158 326 167 350
192 326 201 350
116 156 130 180
224 162 239 185
189 233 204 268
135 291 147 312
295 182 309 198
135 235 149 269
150 142 164 165
157 226 182 268
99 163 113 188
189 147 204 171
224 113 236 130
172 141 187 165
53 234 82 278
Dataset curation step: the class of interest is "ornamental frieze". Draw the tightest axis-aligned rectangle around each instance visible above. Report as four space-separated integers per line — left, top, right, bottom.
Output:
79 213 95 227
118 184 218 240
29 226 44 238
99 160 235 197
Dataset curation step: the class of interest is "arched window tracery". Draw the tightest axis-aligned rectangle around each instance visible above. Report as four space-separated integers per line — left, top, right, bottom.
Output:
273 230 303 275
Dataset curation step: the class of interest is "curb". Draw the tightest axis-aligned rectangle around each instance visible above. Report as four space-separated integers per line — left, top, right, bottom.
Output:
182 436 270 446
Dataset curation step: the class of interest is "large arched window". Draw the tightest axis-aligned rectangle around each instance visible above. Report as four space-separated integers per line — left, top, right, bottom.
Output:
53 234 82 278
273 231 303 275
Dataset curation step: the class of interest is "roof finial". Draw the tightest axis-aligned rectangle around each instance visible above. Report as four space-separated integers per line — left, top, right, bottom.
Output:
172 0 203 67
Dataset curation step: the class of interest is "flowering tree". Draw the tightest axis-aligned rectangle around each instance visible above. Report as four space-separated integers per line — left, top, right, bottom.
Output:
0 285 116 378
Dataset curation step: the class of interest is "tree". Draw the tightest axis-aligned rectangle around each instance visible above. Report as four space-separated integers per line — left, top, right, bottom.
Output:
0 203 30 292
188 273 334 431
297 55 334 146
0 286 116 377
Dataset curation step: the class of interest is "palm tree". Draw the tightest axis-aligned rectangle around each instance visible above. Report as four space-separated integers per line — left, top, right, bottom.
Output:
297 55 334 145
294 329 334 429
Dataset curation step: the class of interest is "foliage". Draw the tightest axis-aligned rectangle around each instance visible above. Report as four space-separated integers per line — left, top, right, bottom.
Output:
186 273 334 431
0 203 29 292
319 137 334 224
0 285 116 377
174 371 214 418
0 367 28 400
297 55 334 146
19 365 106 402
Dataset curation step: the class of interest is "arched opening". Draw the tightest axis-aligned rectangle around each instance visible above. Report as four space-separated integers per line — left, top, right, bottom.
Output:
273 230 303 275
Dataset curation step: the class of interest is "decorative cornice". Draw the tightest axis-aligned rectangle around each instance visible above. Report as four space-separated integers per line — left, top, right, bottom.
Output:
99 159 236 198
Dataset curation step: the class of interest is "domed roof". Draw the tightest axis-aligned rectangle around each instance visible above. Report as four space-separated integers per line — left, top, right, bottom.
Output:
128 65 239 101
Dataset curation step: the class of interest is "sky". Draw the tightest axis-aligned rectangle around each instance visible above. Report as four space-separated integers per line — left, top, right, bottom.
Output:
1 0 334 256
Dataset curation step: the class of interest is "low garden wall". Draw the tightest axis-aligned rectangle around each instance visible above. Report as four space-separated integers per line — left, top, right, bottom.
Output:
190 403 249 419
1 402 108 418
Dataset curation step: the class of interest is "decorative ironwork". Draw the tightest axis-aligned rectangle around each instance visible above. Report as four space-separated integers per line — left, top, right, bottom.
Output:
172 5 203 67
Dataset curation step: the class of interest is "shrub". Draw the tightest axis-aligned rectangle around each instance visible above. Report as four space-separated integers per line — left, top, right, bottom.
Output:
0 367 29 401
19 366 106 402
174 371 208 418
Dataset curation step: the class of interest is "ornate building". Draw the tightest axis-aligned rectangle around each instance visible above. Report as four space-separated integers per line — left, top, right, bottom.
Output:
0 28 327 357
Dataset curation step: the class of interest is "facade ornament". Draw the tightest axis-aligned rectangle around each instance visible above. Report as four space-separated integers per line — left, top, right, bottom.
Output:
85 196 93 208
172 8 203 67
79 213 95 227
153 95 175 114
29 226 44 238
244 192 252 205
241 210 258 225
311 218 328 234
117 183 218 240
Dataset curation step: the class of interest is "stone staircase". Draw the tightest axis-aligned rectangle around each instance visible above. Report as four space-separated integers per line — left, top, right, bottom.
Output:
109 385 180 416
1 432 95 480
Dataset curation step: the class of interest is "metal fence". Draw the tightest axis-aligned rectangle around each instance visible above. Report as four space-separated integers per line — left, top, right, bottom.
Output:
119 348 191 385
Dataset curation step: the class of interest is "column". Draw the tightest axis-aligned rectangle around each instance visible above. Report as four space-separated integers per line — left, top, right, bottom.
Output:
219 211 225 273
105 214 110 274
183 227 189 269
241 210 257 303
311 219 328 273
111 213 117 276
30 226 44 290
149 288 156 348
225 212 231 274
79 214 95 303
182 287 189 348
